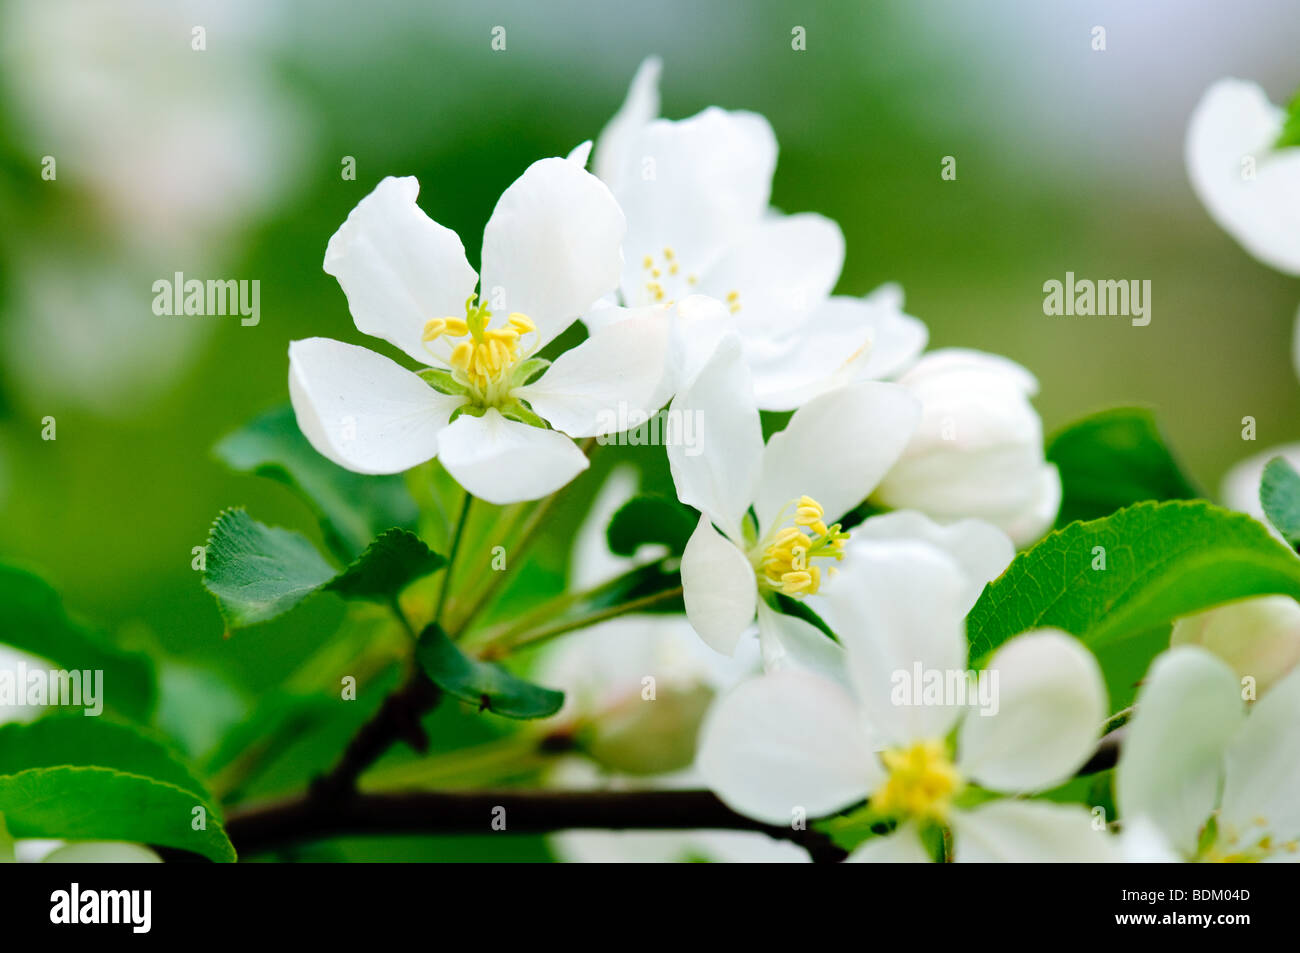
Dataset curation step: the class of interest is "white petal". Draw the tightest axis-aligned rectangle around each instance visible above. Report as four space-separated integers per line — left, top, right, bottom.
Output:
322 176 478 364
694 213 844 331
435 409 589 504
1116 646 1243 856
681 515 758 656
565 140 593 167
952 801 1118 862
845 826 934 863
666 334 762 541
480 157 627 349
515 309 671 438
1187 79 1300 276
755 600 849 688
817 541 971 747
849 510 1013 614
593 56 661 190
855 287 927 380
753 381 920 532
288 337 461 474
1119 815 1184 863
957 630 1107 792
615 108 777 306
40 842 162 863
1220 663 1300 845
698 669 878 825
747 292 928 411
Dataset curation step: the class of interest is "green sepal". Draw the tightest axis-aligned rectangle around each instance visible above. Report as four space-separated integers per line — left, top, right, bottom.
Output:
417 368 472 397
510 357 551 388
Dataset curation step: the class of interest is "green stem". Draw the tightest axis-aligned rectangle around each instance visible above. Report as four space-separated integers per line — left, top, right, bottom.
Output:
434 491 473 627
482 585 684 657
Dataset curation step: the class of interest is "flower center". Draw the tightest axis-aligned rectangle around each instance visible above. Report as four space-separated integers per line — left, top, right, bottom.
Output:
753 496 848 597
422 295 537 406
1206 816 1299 862
870 739 963 823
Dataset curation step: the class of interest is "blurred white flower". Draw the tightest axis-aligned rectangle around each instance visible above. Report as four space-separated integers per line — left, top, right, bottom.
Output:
1117 645 1300 861
1187 78 1300 275
0 0 309 254
0 644 47 725
871 349 1061 546
584 58 927 411
698 539 1112 862
291 167 669 504
3 838 161 863
667 335 919 670
1171 596 1300 696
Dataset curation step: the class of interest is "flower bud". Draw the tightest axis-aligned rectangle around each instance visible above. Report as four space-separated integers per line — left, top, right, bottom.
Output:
871 349 1060 545
1170 595 1300 695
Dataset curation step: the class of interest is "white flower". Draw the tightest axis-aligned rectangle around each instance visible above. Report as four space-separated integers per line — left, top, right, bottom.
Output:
584 58 927 411
1117 645 1300 861
698 540 1113 862
667 334 920 672
1187 79 1300 275
1171 596 1300 696
870 349 1061 546
289 161 670 504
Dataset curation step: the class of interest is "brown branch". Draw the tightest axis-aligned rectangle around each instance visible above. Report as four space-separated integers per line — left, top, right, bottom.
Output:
309 667 442 803
226 788 848 862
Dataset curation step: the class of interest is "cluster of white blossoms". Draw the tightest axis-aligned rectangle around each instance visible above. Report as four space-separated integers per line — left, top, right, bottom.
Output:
281 64 1300 862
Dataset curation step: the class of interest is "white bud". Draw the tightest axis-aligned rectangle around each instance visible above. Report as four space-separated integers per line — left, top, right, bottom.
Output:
872 349 1060 545
1170 595 1300 695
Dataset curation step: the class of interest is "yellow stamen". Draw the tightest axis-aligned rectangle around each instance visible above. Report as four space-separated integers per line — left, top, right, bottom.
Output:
754 495 849 598
871 740 963 823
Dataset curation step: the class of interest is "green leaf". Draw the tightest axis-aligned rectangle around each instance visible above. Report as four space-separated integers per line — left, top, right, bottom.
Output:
1046 407 1200 527
0 766 235 862
771 592 837 641
966 500 1300 710
1260 456 1300 548
415 624 563 719
204 512 446 630
203 508 337 629
606 495 696 557
214 404 419 561
1276 88 1300 150
325 528 446 601
0 716 213 808
0 564 154 720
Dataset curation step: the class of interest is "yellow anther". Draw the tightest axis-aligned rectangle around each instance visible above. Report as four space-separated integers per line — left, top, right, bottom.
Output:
507 312 535 334
669 263 679 275
652 268 661 278
663 247 675 260
422 318 446 341
755 495 849 599
643 255 654 269
871 740 963 823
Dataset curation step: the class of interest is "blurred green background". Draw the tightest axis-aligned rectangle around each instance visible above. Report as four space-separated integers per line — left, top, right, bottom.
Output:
0 0 1297 856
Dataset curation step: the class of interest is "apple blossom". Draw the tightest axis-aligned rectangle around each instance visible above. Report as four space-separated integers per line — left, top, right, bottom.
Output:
584 58 928 410
289 160 670 504
666 333 921 672
698 537 1113 862
1117 645 1300 861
